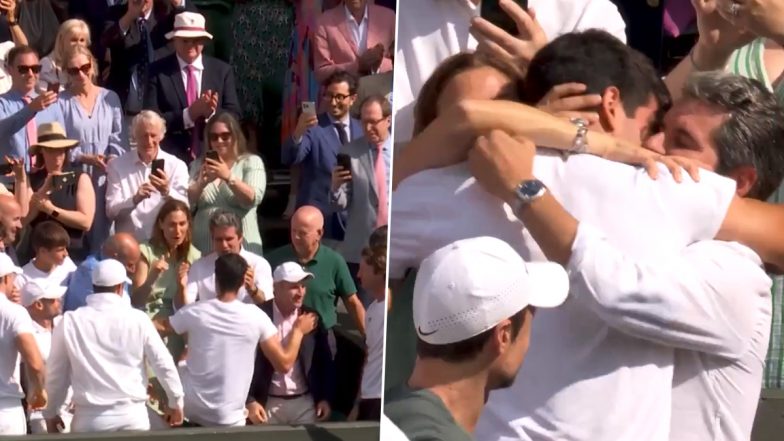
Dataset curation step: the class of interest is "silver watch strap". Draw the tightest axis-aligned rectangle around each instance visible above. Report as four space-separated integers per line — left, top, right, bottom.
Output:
569 117 589 154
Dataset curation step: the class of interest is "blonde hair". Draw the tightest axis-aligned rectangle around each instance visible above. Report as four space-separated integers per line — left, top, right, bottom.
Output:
64 45 98 86
52 19 91 70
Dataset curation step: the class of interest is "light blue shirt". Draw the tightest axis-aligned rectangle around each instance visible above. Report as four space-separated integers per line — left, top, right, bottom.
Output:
64 254 132 312
0 90 64 170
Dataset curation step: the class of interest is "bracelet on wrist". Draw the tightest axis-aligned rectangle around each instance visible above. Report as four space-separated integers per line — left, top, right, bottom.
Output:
688 48 708 72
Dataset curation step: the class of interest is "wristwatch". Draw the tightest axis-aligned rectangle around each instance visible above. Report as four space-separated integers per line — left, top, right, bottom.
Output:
510 179 547 214
50 208 60 219
569 117 589 154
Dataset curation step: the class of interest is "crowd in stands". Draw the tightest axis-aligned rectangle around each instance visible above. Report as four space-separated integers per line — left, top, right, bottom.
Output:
0 0 393 434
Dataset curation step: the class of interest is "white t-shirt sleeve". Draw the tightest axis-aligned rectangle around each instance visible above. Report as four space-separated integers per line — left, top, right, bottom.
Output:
254 308 278 343
575 0 627 43
389 177 437 279
9 303 34 336
169 306 194 335
184 263 200 306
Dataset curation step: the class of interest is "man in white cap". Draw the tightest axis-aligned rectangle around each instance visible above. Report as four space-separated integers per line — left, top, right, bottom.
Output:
246 261 334 425
384 237 569 441
44 259 184 433
169 253 318 427
144 10 241 162
21 281 72 433
0 253 47 435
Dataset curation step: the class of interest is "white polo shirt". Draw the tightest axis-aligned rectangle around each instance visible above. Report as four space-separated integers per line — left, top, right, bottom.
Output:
184 248 274 306
0 294 33 400
170 298 278 426
390 151 736 441
394 0 627 143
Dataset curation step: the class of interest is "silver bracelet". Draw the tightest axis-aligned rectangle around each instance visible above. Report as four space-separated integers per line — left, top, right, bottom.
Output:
569 117 589 154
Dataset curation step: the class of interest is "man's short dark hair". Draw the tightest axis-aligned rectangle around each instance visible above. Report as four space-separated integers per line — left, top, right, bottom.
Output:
524 29 671 129
7 45 37 67
214 253 248 295
323 70 358 95
416 308 529 363
31 221 69 251
683 72 784 200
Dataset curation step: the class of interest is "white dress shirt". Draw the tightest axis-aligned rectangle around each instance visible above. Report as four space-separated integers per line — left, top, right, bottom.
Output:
0 294 32 400
177 54 206 130
566 223 771 441
393 0 628 143
390 151 736 441
105 148 189 242
345 4 369 53
170 298 277 426
184 248 274 306
44 293 184 418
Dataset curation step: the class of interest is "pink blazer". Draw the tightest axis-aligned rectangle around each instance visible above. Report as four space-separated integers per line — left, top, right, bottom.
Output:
313 4 396 84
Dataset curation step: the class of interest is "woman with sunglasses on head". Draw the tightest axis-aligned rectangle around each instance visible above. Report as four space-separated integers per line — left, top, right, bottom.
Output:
57 44 125 256
187 112 266 254
38 19 90 92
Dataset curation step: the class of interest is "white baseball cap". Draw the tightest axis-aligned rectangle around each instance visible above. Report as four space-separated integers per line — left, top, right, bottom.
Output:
21 280 66 307
0 253 21 278
91 259 131 287
413 237 569 345
273 262 315 284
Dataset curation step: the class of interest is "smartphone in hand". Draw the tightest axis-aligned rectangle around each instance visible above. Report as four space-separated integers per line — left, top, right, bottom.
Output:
151 159 165 177
47 82 60 93
336 153 352 173
205 150 219 162
301 101 317 116
480 0 528 36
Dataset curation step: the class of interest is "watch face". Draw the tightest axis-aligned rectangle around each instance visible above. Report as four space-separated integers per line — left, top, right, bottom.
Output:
519 180 545 197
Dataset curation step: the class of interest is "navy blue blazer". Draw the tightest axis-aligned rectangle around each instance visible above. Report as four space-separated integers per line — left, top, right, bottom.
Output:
144 53 242 163
246 301 335 407
281 113 362 239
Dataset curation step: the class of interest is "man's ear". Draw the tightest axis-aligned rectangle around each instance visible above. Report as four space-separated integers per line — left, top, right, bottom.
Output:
727 165 758 198
598 86 622 134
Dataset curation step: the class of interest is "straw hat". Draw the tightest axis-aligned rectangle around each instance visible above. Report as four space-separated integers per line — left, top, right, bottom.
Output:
165 12 213 40
30 122 79 154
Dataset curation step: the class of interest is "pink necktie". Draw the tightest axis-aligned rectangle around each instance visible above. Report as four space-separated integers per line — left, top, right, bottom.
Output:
185 65 200 158
21 96 37 169
374 144 388 227
663 0 695 38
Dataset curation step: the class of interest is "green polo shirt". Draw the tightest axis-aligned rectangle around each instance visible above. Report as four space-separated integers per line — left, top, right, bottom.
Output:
266 244 357 330
385 384 474 441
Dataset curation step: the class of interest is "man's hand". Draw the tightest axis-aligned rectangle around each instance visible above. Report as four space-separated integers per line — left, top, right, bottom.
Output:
247 401 268 425
188 94 213 121
133 182 155 205
126 0 145 19
470 1 548 69
46 416 65 434
294 111 319 140
28 92 58 112
331 166 352 191
315 400 331 421
81 154 108 172
295 312 319 334
3 156 24 178
0 0 17 18
206 90 219 114
164 406 184 427
27 387 47 410
244 267 258 297
468 130 536 206
537 83 602 127
149 169 170 196
359 44 385 74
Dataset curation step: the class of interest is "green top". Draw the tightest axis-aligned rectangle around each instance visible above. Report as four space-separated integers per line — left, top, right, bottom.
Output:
189 154 267 256
385 269 419 393
384 384 474 441
139 243 201 319
266 244 357 330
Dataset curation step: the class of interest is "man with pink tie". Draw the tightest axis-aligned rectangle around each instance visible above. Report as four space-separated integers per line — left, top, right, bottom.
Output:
313 0 396 84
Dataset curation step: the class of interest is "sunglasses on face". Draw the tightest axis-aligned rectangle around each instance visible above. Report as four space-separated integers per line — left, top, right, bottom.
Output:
66 63 91 77
209 132 232 142
17 65 42 75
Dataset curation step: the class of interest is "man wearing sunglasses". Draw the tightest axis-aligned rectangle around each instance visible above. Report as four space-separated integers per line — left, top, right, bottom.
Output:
0 45 63 172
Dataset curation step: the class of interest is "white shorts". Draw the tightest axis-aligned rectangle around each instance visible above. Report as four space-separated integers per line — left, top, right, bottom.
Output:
71 402 150 433
0 397 25 435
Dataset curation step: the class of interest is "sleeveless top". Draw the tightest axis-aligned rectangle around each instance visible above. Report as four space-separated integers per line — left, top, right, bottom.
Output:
29 167 88 262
